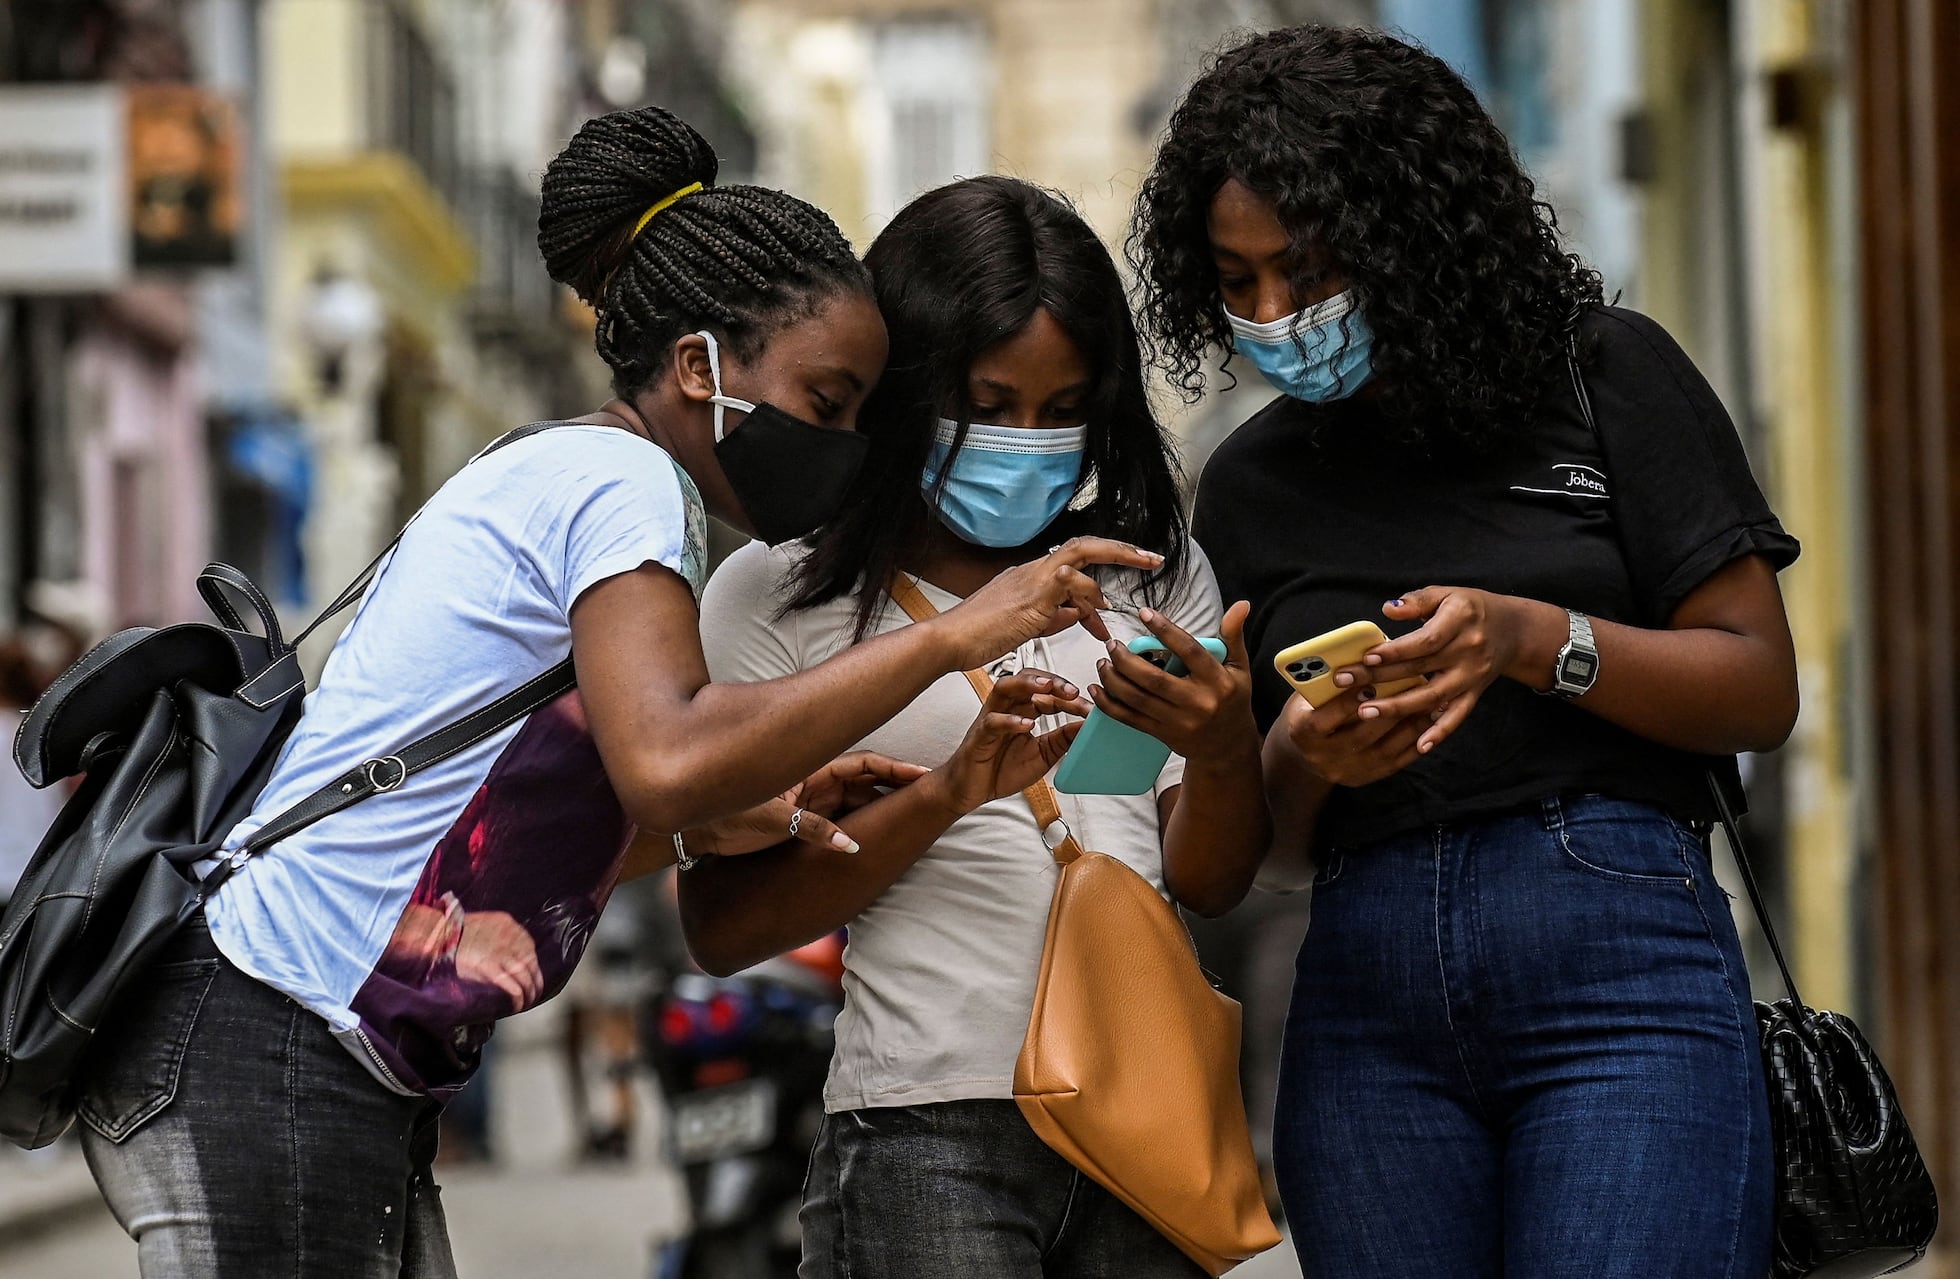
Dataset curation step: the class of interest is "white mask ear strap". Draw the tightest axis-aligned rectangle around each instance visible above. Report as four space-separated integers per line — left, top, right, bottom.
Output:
697 330 756 443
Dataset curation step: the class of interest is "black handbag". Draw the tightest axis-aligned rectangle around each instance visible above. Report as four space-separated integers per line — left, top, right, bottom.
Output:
0 425 575 1149
1563 322 1939 1272
1706 777 1939 1277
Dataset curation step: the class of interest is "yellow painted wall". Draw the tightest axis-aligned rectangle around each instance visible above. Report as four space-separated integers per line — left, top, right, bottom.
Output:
1749 0 1858 1013
266 0 363 156
1641 0 1860 1009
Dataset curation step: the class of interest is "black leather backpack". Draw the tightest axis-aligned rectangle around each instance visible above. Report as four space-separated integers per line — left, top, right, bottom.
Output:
0 426 573 1148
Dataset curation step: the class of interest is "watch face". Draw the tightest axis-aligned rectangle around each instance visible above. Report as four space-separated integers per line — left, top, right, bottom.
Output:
1566 654 1596 681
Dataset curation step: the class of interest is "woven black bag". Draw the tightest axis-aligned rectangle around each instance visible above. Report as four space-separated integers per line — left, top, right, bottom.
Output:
1709 778 1940 1277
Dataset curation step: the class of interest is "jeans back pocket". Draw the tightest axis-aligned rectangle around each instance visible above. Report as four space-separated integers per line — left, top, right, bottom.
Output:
77 959 220 1143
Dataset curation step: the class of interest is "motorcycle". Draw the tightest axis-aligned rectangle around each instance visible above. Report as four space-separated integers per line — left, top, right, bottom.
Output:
645 934 843 1279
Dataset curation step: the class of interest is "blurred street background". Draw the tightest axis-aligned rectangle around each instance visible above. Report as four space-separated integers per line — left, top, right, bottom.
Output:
1 0 1956 1275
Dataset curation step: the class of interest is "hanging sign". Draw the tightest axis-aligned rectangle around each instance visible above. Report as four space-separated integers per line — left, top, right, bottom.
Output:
0 85 129 292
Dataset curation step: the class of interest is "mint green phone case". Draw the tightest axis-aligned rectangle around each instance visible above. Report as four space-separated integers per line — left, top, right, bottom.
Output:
1051 635 1227 796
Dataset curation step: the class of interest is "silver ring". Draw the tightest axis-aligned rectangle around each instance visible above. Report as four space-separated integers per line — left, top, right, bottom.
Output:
363 756 408 792
1048 544 1063 554
788 807 805 838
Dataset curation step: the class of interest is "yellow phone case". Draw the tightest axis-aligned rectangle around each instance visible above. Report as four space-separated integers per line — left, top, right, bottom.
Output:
1273 621 1423 708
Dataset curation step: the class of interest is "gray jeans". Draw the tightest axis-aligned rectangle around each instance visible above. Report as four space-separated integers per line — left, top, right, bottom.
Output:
76 916 457 1278
799 1098 1203 1279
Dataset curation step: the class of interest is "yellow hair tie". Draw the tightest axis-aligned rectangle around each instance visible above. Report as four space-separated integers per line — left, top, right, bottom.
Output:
631 182 703 239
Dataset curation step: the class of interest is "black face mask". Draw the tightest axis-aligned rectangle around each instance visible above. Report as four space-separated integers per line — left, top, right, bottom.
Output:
700 331 869 545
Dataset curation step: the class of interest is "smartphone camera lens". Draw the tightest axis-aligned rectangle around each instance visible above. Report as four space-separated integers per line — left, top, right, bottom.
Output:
1303 658 1329 677
1286 662 1310 679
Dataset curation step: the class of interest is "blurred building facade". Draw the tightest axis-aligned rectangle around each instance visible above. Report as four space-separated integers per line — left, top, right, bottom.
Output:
1633 2 1958 1256
0 0 624 651
1 0 263 634
261 0 613 647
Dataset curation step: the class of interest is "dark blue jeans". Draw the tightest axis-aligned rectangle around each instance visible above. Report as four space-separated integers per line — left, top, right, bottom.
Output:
1275 795 1773 1278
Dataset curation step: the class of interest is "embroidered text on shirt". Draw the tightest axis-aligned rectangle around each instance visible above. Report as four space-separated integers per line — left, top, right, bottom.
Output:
1511 463 1610 499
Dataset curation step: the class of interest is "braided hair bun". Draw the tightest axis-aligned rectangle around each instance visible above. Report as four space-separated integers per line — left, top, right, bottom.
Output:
539 106 867 395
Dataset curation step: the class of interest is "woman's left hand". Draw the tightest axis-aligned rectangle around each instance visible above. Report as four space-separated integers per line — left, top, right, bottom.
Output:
1341 586 1538 755
685 752 932 857
1090 600 1261 765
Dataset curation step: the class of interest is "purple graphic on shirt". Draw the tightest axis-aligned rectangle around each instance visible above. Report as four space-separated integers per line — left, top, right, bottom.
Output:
351 690 633 1097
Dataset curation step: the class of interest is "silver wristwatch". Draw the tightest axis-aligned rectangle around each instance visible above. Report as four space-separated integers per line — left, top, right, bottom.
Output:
1547 609 1599 699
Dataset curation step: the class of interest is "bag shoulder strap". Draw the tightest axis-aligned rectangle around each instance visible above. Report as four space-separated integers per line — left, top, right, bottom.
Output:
1562 314 1804 1009
886 575 1084 866
201 656 577 898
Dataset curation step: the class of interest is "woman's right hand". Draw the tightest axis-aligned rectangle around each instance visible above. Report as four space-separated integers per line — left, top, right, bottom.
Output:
686 752 932 857
933 671 1091 814
1275 682 1430 788
933 538 1165 672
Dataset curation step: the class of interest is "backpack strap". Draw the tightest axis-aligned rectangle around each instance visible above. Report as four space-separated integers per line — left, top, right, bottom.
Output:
200 656 576 898
886 575 1085 866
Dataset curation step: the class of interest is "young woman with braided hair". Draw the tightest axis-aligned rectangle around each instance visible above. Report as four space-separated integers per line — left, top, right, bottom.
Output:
73 107 1159 1278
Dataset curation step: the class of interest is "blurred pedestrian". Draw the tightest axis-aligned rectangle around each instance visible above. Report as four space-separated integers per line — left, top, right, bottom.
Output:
1131 25 1800 1279
72 105 1158 1279
681 176 1269 1278
556 874 666 1162
0 636 68 907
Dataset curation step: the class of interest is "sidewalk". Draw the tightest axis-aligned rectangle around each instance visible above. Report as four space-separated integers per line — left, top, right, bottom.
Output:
0 1141 102 1252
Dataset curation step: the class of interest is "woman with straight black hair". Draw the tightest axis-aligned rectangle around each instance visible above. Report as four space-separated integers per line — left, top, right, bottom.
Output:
681 175 1270 1277
787 174 1193 643
1129 25 1798 1278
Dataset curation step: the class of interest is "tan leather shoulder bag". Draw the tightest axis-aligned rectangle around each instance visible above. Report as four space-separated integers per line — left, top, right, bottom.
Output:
889 577 1279 1275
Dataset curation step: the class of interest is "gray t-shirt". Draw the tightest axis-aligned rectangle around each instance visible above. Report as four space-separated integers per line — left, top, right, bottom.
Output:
698 540 1224 1112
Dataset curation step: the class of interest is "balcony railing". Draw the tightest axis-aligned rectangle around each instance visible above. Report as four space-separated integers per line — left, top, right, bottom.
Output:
362 0 460 212
461 166 556 336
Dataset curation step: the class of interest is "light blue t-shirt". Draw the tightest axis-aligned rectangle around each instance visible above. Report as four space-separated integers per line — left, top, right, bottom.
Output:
207 424 705 1097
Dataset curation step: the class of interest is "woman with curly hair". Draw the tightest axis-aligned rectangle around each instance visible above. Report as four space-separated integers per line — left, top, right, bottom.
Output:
1130 25 1798 1277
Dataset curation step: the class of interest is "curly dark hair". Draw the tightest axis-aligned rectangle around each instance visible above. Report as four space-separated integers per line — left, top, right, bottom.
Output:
785 176 1189 641
1128 24 1603 447
539 106 869 397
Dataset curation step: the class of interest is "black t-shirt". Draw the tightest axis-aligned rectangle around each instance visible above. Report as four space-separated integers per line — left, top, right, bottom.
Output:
1193 306 1801 847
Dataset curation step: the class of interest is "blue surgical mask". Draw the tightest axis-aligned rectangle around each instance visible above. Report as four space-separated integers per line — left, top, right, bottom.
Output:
923 420 1088 548
1226 289 1374 403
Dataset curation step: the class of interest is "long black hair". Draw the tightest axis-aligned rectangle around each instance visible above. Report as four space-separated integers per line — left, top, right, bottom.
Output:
1128 24 1603 448
786 176 1189 640
538 106 869 395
